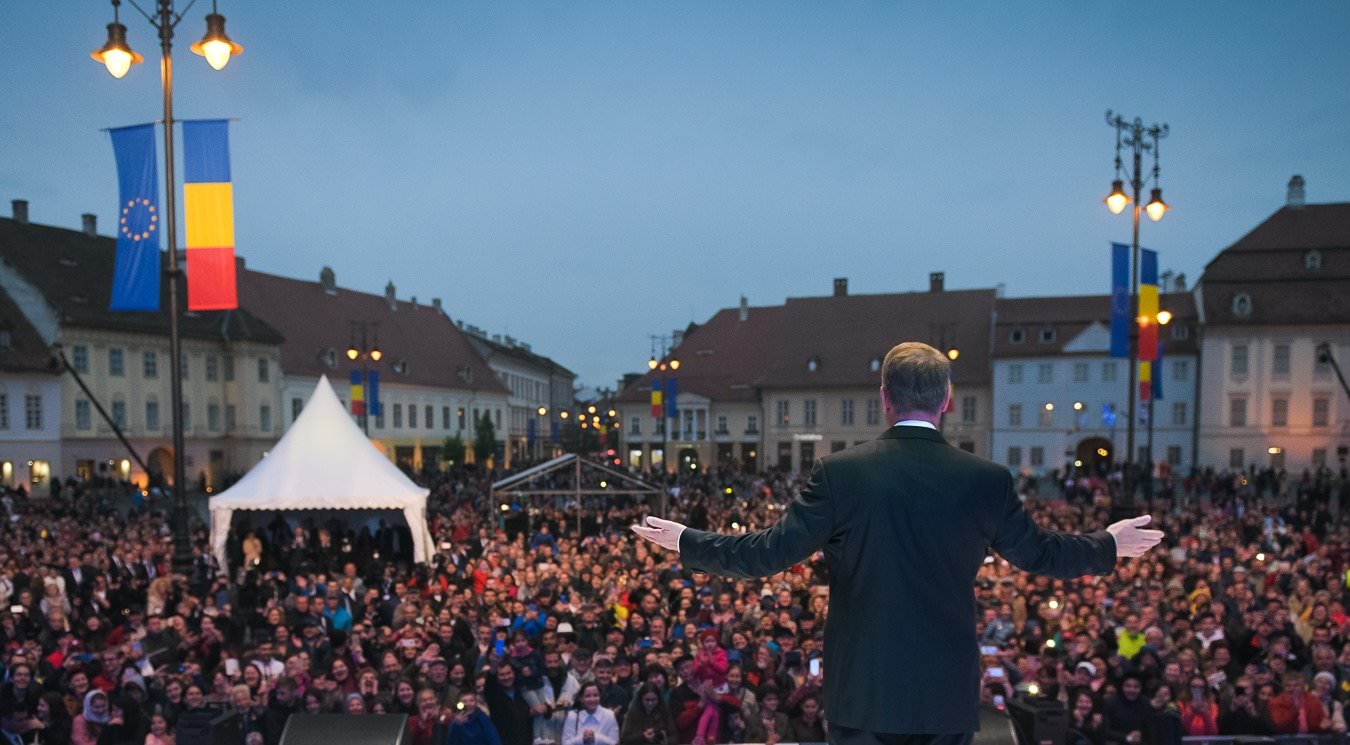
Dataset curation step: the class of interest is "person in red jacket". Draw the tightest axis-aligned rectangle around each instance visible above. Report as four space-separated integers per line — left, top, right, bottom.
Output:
1177 676 1219 736
691 630 728 745
1268 673 1332 735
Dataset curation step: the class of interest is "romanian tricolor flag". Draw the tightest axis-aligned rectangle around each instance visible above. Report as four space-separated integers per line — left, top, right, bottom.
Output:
182 119 238 310
350 370 366 416
650 379 663 418
1139 360 1152 402
1138 248 1159 363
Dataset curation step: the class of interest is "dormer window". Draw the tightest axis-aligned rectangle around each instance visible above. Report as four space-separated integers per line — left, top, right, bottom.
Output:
1009 328 1026 344
1171 324 1189 340
807 357 820 373
1305 250 1323 271
1232 293 1253 318
1039 328 1057 343
321 348 338 369
869 357 881 373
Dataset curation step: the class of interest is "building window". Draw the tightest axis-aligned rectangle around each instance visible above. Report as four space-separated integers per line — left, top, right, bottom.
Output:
840 400 854 426
393 404 403 428
257 358 270 382
1073 362 1089 382
962 396 977 423
1272 344 1291 377
1008 364 1024 384
1271 397 1288 427
208 403 221 432
1172 359 1189 381
1313 397 1330 428
72 345 89 373
631 416 642 434
1172 324 1190 340
206 355 219 381
776 400 790 426
1037 363 1053 384
109 348 125 376
180 352 189 380
225 404 236 432
1030 447 1044 467
1232 293 1253 318
146 400 159 430
1313 448 1328 467
804 399 817 426
716 415 728 433
870 357 881 373
111 399 126 429
1171 402 1187 427
1008 447 1022 467
1229 397 1247 428
75 399 91 430
292 397 303 422
1038 404 1054 428
495 410 501 428
0 393 7 429
458 408 466 430
1231 345 1249 376
807 357 819 373
143 351 158 379
1167 446 1183 466
1038 328 1056 344
1102 361 1118 382
1009 328 1025 344
747 415 759 433
1306 250 1323 271
1008 404 1022 427
866 399 880 426
24 394 42 430
260 405 272 432
1229 448 1244 469
442 407 451 430
223 354 235 382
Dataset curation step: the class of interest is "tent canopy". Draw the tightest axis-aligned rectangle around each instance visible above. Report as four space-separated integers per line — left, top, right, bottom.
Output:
209 375 434 565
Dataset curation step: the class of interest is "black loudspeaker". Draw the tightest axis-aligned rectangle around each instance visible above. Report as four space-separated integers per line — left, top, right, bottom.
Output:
280 714 411 745
176 708 243 745
975 704 1021 745
1005 698 1068 745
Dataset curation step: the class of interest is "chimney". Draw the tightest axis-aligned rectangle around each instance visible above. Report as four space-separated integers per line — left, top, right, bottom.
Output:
81 213 97 236
432 297 443 313
11 200 28 224
320 266 336 293
1287 175 1306 209
1175 273 1187 292
929 272 945 292
385 280 397 310
833 277 848 297
672 329 684 348
738 295 749 322
410 295 417 307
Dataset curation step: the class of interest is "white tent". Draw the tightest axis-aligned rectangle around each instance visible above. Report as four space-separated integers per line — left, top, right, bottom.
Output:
209 375 434 566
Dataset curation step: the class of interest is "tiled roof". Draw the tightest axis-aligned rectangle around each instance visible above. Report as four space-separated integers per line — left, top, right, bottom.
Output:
616 305 786 403
993 293 1198 358
0 288 58 374
758 289 996 388
1201 203 1350 326
464 332 576 380
0 217 283 344
237 268 507 394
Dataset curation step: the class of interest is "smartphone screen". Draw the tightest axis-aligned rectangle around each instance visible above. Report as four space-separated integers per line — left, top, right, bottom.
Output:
987 667 1004 678
980 645 998 656
808 658 821 677
993 695 1006 708
494 639 505 657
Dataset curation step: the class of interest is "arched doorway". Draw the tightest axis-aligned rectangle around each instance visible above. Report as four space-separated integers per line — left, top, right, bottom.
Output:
147 446 174 487
1075 437 1113 475
678 447 700 475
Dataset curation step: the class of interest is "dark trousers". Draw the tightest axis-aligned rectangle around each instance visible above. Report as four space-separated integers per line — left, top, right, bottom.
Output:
829 722 974 745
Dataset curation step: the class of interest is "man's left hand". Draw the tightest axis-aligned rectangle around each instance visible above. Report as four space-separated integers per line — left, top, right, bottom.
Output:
630 516 686 552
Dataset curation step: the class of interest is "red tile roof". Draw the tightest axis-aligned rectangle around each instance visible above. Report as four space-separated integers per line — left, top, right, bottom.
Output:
237 268 506 394
616 305 786 403
0 288 58 375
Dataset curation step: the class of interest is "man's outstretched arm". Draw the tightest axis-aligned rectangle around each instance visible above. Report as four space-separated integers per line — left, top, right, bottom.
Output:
632 461 834 579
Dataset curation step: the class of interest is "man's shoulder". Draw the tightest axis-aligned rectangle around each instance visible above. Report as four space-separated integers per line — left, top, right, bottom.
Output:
822 437 1009 479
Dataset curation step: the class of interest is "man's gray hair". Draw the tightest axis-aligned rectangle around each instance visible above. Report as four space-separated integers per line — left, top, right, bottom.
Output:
881 342 950 415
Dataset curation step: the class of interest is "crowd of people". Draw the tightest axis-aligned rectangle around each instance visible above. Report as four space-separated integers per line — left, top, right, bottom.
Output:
0 461 1348 745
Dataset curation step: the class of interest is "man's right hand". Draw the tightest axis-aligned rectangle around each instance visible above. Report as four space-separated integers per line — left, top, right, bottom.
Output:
1106 515 1164 558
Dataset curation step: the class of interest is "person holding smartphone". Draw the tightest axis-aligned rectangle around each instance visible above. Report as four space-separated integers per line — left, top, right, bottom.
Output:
446 691 502 745
562 683 619 745
1178 675 1219 736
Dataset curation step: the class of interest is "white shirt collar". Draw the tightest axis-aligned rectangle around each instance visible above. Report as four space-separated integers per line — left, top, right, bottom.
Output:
894 419 938 431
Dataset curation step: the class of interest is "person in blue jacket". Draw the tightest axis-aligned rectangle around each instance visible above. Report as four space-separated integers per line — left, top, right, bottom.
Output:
446 691 502 745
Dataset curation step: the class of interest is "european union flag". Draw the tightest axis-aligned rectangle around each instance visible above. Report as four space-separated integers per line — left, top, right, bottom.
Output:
109 123 161 310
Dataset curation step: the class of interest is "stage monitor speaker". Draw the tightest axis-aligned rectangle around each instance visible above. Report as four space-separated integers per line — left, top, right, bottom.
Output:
975 704 1020 745
280 714 410 745
1005 698 1068 745
176 707 243 745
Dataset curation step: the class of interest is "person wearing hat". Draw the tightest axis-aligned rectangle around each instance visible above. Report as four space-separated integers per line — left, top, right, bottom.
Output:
634 342 1163 744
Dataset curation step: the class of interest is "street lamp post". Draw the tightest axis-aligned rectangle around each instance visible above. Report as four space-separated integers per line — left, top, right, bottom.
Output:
1104 110 1169 511
647 340 681 477
346 321 383 435
92 0 242 573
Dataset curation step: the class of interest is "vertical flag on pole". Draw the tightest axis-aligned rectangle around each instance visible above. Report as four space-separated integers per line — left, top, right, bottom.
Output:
1109 243 1130 358
349 370 365 416
1139 360 1152 402
1138 248 1159 361
665 378 678 420
650 379 663 418
1152 340 1164 401
109 123 161 311
368 371 381 416
182 119 238 310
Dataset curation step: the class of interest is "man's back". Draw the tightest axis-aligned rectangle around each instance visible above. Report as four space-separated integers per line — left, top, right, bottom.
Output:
680 426 1117 733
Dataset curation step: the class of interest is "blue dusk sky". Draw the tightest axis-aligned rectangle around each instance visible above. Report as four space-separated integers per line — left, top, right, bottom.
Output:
3 2 1349 387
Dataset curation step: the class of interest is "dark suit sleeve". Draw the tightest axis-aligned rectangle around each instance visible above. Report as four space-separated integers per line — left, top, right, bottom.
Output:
990 472 1116 578
678 459 833 579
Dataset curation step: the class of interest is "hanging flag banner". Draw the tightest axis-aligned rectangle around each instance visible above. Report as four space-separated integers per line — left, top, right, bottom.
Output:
368 371 381 416
1109 243 1130 359
349 369 365 416
1152 340 1164 401
1139 360 1152 402
1138 248 1159 362
650 379 663 419
665 378 678 420
182 119 238 310
109 123 161 311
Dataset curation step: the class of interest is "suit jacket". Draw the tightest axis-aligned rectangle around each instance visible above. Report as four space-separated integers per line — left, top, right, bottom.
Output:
679 425 1116 734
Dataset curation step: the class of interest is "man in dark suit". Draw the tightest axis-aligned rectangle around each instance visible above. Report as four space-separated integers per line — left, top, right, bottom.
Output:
633 341 1163 745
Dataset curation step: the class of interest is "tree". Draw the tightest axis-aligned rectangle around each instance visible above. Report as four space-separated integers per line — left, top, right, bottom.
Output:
442 435 466 465
474 412 497 465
